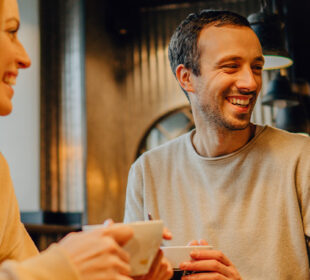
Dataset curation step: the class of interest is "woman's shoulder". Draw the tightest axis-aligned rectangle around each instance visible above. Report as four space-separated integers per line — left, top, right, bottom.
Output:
0 152 9 171
0 152 13 190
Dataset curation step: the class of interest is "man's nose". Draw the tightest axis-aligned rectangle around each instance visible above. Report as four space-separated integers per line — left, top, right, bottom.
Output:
235 66 259 93
16 40 31 69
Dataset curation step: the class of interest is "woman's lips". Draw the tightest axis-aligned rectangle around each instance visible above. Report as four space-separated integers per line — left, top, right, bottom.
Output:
2 73 17 98
3 73 17 86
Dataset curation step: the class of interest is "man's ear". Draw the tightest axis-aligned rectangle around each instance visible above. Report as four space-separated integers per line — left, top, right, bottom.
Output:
175 64 195 93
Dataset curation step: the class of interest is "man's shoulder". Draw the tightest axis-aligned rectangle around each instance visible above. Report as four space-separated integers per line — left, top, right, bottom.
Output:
260 126 310 152
264 126 310 143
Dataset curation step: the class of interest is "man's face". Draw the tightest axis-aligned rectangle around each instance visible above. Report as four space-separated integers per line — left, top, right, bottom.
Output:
188 25 264 130
0 0 31 116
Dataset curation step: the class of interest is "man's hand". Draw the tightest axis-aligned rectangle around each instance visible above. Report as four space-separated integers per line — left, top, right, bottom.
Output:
59 224 134 280
179 250 242 280
134 250 173 280
188 239 208 246
133 225 173 280
163 227 173 240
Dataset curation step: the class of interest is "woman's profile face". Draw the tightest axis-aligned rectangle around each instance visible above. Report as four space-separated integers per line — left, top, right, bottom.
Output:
0 0 31 116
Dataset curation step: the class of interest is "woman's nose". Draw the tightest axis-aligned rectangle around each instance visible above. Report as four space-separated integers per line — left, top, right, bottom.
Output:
16 40 31 69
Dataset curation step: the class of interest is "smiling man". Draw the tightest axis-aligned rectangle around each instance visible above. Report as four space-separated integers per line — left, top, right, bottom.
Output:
124 10 310 280
177 23 264 158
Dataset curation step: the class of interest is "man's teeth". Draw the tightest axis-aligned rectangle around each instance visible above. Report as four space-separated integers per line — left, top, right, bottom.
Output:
228 98 250 106
3 75 16 86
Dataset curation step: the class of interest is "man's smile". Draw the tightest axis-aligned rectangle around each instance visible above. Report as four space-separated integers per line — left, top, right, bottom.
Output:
226 95 252 108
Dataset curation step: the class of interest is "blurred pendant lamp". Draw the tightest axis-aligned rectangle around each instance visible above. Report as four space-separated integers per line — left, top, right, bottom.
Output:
247 0 293 70
262 69 299 107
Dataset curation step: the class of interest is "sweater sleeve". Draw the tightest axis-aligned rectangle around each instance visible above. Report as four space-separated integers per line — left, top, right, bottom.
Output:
123 161 145 223
0 244 80 280
0 153 81 280
295 138 310 239
0 153 38 262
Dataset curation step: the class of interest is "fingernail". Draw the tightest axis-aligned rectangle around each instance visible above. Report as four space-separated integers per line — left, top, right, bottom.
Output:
103 219 113 227
179 262 189 269
190 250 198 256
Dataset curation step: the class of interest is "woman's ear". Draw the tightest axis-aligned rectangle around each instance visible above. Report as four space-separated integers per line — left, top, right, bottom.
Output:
175 64 195 93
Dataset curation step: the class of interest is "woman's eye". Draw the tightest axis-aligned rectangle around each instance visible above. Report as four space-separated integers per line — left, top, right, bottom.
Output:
7 28 18 39
9 30 17 35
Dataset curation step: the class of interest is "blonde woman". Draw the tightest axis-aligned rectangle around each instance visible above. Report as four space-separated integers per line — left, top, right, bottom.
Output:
0 0 172 279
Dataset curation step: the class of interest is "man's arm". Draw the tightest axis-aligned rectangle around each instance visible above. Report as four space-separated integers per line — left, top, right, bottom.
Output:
124 162 173 280
296 139 310 260
124 162 145 223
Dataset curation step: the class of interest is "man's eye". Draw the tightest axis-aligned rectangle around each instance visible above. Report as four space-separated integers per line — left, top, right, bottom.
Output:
223 64 239 69
252 65 263 71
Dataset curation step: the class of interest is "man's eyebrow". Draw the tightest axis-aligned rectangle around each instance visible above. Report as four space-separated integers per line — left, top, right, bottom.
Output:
215 56 242 66
216 55 265 65
254 56 265 64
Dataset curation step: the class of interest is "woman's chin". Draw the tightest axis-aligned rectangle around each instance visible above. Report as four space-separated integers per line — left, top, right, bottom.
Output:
0 103 13 116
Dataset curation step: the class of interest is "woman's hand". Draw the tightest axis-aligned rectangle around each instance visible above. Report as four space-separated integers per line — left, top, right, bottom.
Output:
59 224 134 280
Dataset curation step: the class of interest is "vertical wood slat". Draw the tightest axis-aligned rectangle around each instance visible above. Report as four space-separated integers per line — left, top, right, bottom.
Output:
40 0 86 215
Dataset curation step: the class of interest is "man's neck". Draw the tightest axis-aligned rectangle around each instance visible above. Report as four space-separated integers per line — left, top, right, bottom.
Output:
192 123 256 158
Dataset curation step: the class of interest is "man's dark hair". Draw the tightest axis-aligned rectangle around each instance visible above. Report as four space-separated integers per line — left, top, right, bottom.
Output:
168 10 251 99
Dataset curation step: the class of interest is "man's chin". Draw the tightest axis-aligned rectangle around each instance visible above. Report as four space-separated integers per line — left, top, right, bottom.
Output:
222 120 251 131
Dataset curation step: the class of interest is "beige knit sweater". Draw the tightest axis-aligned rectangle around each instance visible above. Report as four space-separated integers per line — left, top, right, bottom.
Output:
0 153 80 280
124 125 310 279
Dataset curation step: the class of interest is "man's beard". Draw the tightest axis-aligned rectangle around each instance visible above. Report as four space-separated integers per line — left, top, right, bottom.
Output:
197 102 252 131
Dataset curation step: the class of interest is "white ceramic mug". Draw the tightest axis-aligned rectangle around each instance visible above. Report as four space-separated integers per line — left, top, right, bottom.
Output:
83 220 164 276
161 245 213 269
